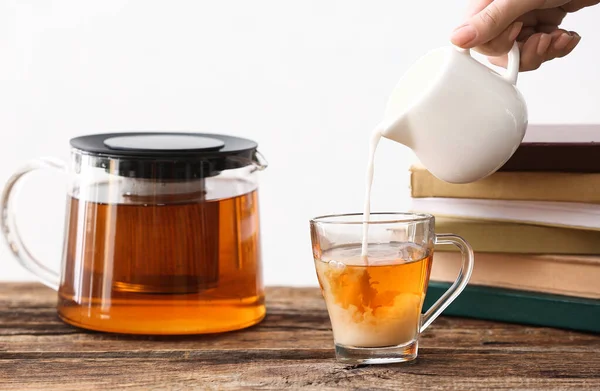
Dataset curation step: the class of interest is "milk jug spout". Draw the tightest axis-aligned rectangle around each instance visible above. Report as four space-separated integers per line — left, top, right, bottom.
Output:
378 112 414 151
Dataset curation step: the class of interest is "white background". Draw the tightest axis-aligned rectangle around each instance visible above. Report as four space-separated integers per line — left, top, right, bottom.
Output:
1 1 600 287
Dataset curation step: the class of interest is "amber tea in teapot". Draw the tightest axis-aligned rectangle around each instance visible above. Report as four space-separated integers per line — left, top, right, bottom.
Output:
1 132 268 334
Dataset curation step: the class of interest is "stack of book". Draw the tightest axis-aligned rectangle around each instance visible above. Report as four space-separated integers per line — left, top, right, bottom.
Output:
412 124 600 332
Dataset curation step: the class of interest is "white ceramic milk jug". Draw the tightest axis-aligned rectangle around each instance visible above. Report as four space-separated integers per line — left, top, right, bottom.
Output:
381 43 527 184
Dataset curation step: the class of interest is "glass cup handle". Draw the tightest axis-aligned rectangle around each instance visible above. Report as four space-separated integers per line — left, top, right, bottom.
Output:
420 233 475 332
0 157 67 291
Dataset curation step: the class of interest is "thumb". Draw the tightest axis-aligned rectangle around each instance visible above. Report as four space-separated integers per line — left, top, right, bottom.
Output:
451 0 542 48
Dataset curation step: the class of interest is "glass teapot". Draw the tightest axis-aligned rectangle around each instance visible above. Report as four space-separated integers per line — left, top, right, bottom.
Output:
1 132 268 334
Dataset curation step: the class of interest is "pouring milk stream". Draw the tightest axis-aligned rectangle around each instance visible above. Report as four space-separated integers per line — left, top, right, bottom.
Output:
361 43 528 260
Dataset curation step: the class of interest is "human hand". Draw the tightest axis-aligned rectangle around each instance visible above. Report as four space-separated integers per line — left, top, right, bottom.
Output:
451 0 599 71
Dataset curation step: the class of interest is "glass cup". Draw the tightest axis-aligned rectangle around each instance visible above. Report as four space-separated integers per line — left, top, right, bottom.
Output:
310 212 474 364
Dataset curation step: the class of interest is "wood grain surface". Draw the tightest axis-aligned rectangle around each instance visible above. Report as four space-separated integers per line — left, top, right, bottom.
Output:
1 283 599 390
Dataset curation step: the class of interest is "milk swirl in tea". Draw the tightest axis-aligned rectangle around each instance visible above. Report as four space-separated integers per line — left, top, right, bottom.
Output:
315 244 432 348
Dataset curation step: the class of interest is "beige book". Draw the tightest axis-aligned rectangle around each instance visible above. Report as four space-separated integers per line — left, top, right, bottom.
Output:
431 252 600 299
431 217 600 254
410 164 600 203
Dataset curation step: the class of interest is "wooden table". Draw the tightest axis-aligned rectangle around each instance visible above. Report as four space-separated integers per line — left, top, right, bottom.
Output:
1 283 599 390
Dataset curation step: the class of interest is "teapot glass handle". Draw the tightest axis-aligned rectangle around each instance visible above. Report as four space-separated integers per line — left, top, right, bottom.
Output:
0 158 66 291
458 42 520 85
252 150 269 171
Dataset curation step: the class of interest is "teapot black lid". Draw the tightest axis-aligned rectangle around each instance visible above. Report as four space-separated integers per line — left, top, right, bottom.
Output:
70 132 260 179
71 132 257 158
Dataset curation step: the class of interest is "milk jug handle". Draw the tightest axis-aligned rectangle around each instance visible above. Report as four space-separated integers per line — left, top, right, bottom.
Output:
0 158 66 291
421 234 475 332
458 42 520 85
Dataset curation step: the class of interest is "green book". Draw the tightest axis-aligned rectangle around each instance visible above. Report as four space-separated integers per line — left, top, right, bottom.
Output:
423 282 600 333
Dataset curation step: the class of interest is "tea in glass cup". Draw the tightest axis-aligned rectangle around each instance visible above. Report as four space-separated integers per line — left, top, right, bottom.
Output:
310 213 474 364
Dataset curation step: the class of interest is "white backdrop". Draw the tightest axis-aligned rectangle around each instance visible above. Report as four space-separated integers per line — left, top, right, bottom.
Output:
2 1 600 286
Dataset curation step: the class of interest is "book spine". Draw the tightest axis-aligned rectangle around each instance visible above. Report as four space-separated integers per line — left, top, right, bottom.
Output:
423 282 600 333
500 144 600 173
410 168 600 203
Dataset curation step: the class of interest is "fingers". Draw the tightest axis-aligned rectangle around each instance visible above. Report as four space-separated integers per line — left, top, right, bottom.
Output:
466 6 565 59
517 26 537 40
464 0 494 16
487 30 581 71
473 21 523 56
563 32 582 54
546 30 581 58
489 33 549 71
561 0 600 12
451 0 545 48
536 24 563 33
533 7 567 25
521 33 552 71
